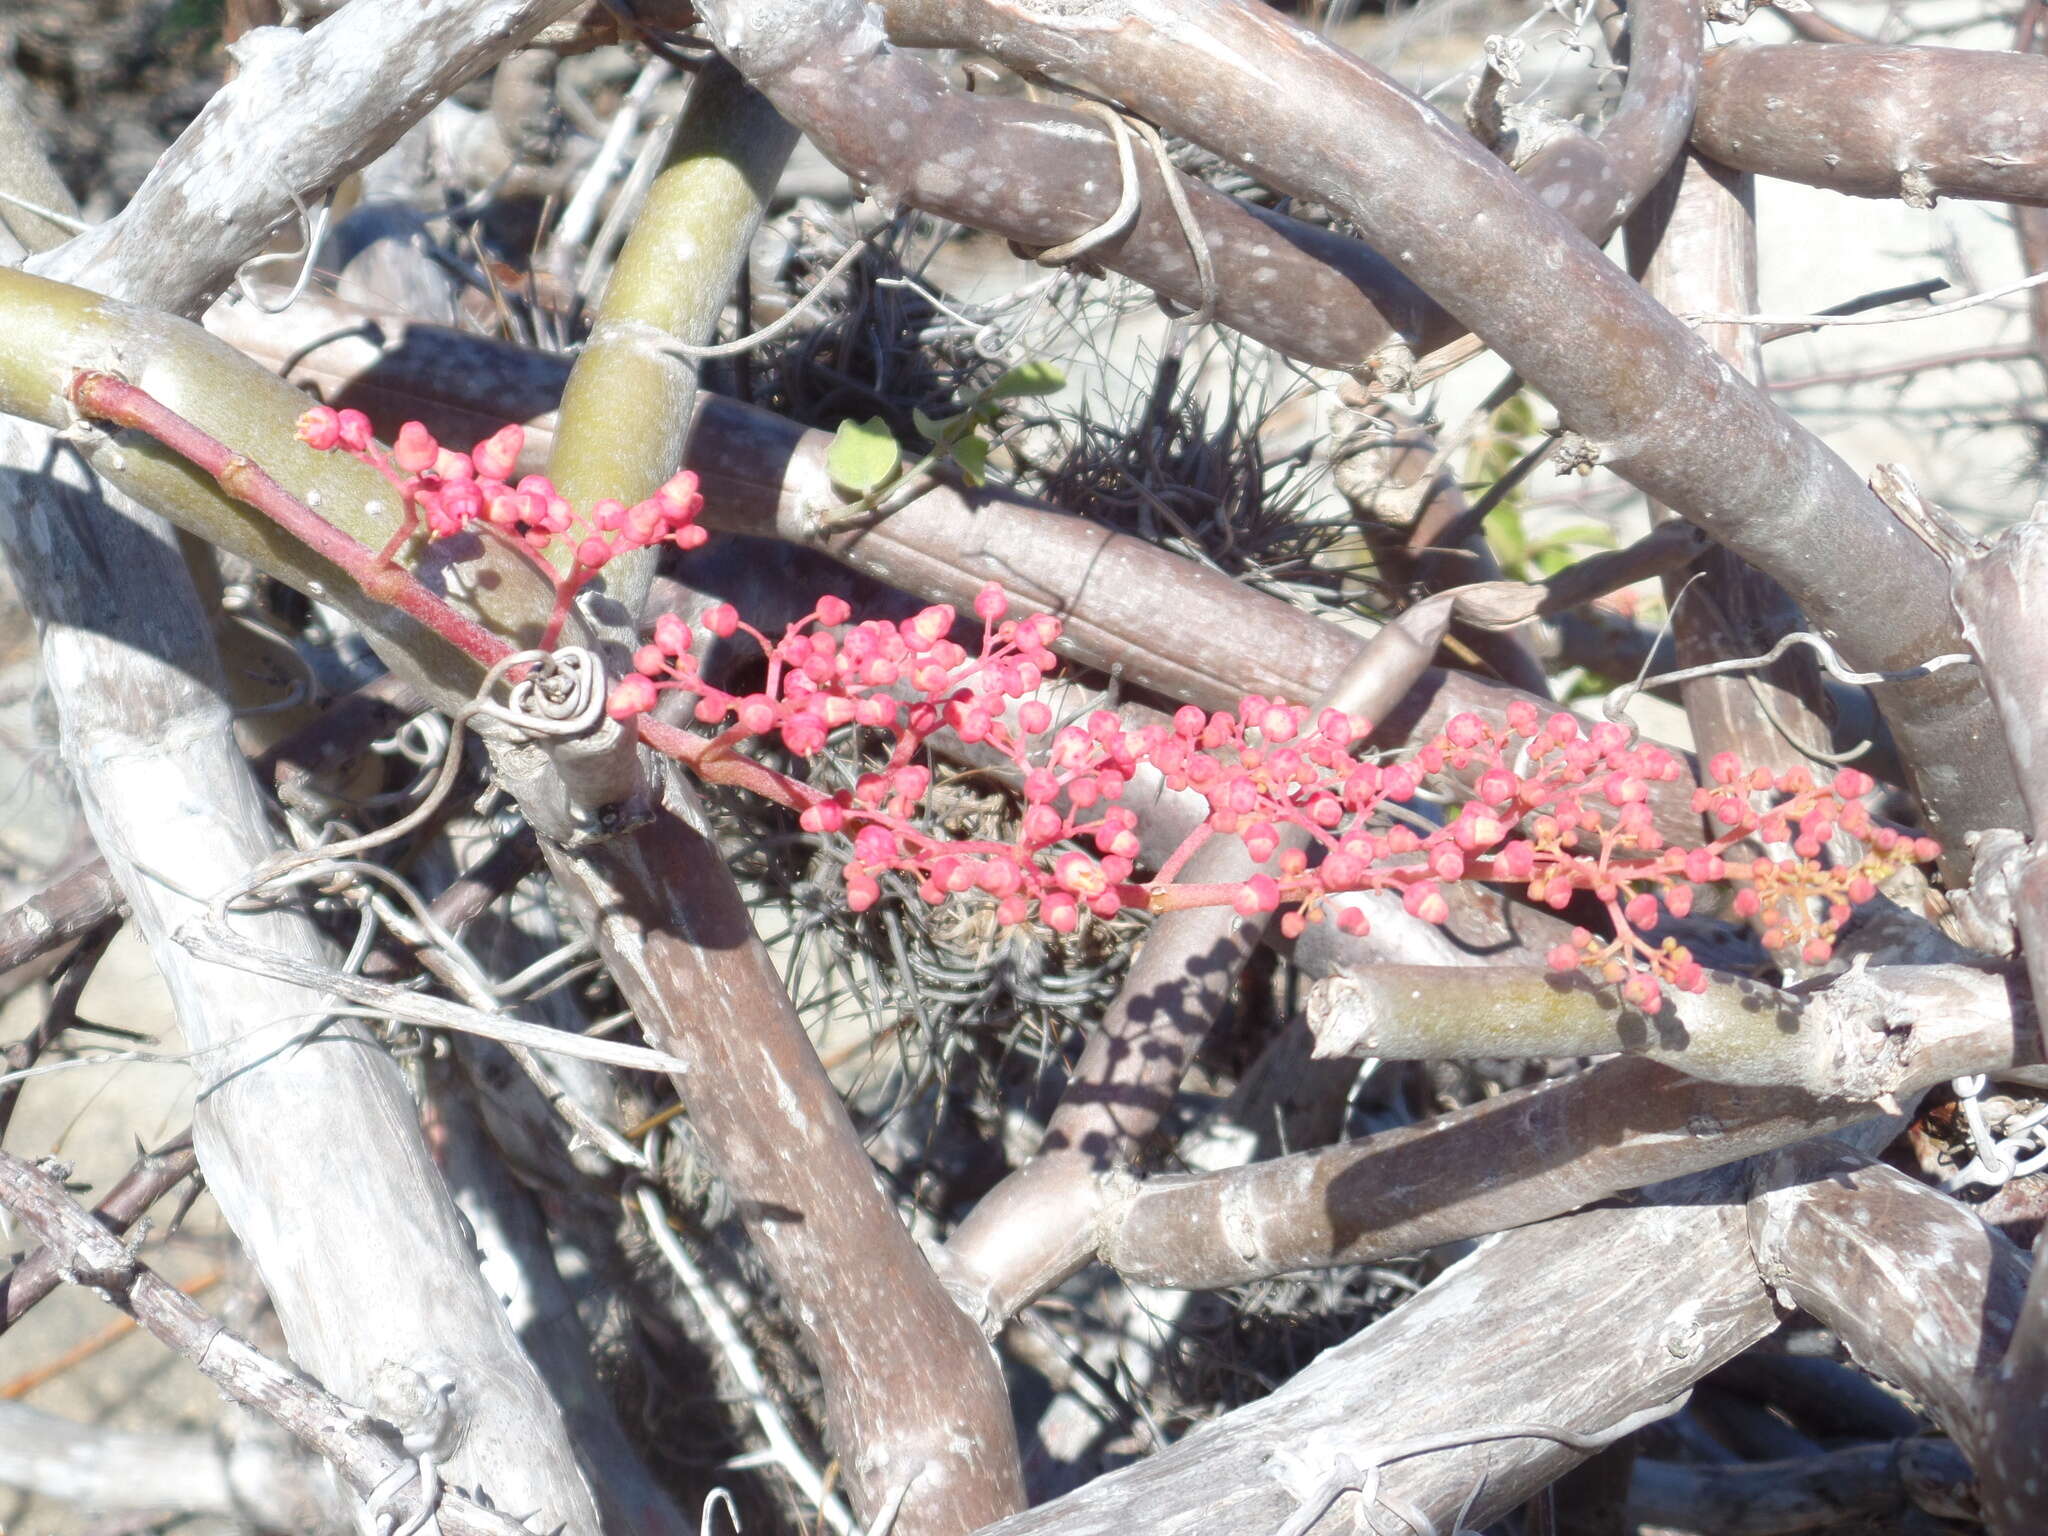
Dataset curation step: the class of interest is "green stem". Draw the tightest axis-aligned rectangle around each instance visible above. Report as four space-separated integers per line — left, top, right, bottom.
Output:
71 371 516 669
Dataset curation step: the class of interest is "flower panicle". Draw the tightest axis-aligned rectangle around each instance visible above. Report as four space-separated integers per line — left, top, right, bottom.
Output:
296 421 1931 1012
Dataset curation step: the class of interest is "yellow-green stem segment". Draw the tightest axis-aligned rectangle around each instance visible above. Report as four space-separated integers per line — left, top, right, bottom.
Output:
547 58 799 642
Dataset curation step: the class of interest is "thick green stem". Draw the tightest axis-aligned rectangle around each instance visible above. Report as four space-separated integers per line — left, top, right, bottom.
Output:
70 371 516 668
545 57 798 639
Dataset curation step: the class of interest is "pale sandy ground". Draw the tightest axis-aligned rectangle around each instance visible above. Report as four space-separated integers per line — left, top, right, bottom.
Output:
1 4 2042 1532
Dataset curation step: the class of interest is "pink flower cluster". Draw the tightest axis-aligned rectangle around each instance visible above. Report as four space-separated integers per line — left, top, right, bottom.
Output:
271 393 1942 1014
295 409 707 645
603 581 1932 1006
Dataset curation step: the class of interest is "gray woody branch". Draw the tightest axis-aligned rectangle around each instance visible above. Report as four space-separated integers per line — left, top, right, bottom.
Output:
26 0 582 315
1694 44 2048 209
1626 152 1839 861
821 0 2023 868
687 0 1698 374
1305 961 2028 1098
502 59 1025 1530
1947 502 2048 1535
1075 962 2023 1292
974 1163 1782 1536
0 4 604 1525
1747 1142 2034 1534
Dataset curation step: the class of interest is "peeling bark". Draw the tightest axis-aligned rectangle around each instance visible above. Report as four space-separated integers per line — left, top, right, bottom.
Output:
1747 1142 2029 1532
971 1169 1780 1535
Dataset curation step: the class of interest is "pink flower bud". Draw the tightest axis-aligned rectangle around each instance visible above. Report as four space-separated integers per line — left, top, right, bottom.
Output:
1403 882 1451 925
472 425 524 481
1337 906 1370 936
1622 973 1663 1013
1041 891 1080 933
1624 893 1659 929
853 826 896 864
605 675 656 719
781 712 827 756
335 409 373 452
903 605 954 651
1022 804 1062 844
799 800 845 834
706 604 739 638
844 871 881 912
656 470 703 516
295 405 341 451
1446 713 1486 748
653 613 691 655
576 536 612 570
393 422 439 474
1547 943 1581 972
633 645 666 676
973 582 1008 622
1234 875 1280 915
1260 705 1299 742
1243 821 1280 863
815 594 851 626
1477 769 1517 806
736 695 777 734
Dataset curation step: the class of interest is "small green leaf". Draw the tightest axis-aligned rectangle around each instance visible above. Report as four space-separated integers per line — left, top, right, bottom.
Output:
989 360 1066 399
950 432 990 487
911 406 962 445
826 416 902 494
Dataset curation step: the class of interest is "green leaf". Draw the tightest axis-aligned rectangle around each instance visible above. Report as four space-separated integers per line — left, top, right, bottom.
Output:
950 432 991 487
912 406 962 445
988 360 1066 399
826 416 902 494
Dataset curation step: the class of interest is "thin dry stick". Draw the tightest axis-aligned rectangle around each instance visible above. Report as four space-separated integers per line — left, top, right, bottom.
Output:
1690 269 2048 330
0 1132 198 1334
633 1170 857 1536
0 1149 539 1536
176 918 700 1075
